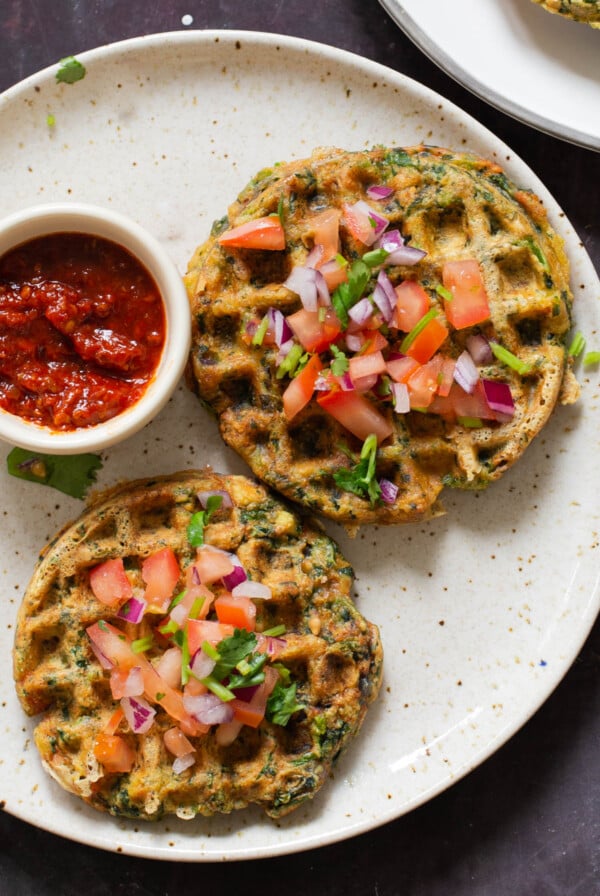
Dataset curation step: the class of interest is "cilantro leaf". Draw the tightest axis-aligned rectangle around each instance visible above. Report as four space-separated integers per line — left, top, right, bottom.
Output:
332 433 382 506
56 56 86 84
331 260 370 327
330 344 349 376
7 448 102 499
226 651 268 689
212 629 257 680
186 494 223 547
266 680 304 726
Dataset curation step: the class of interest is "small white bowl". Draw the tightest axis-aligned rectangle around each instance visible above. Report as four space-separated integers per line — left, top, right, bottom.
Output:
0 202 191 454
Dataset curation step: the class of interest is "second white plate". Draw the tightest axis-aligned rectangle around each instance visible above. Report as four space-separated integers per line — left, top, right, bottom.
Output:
380 0 600 150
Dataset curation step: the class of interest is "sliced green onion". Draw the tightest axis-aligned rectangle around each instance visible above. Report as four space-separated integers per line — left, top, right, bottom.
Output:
318 306 327 323
237 658 252 676
400 308 438 353
335 253 348 268
188 597 205 620
362 247 389 267
568 331 586 358
583 351 600 366
180 628 191 685
168 590 186 612
262 624 286 637
132 635 154 654
435 284 453 302
252 314 270 346
201 675 235 702
457 416 483 428
489 341 532 375
158 618 179 636
201 640 220 661
276 343 304 379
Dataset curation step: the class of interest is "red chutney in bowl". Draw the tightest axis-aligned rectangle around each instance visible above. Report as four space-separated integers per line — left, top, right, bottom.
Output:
0 232 166 430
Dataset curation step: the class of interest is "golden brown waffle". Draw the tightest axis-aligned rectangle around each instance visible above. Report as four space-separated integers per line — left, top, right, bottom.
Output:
531 0 600 26
14 470 382 820
185 145 578 528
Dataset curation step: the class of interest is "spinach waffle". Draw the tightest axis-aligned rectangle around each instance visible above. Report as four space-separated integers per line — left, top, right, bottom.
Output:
185 145 578 528
14 470 382 820
531 0 600 27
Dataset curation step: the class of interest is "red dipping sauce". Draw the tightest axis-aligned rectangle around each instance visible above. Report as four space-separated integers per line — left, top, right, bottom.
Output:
0 232 166 431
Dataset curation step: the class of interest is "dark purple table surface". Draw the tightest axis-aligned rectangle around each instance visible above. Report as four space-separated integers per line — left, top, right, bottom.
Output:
1 2 599 894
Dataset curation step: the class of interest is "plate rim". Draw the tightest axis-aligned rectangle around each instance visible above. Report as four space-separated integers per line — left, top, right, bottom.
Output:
1 27 599 862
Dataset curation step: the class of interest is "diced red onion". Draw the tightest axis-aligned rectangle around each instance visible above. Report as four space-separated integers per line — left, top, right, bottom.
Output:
346 333 363 352
265 636 287 657
89 640 114 670
377 269 397 308
379 478 399 505
222 555 247 591
372 269 397 323
314 269 331 306
172 752 196 774
189 647 216 680
376 229 426 266
170 601 189 627
122 666 144 698
305 244 324 268
453 350 480 394
268 307 292 347
339 372 355 392
366 184 394 200
284 265 318 311
354 200 389 241
121 695 156 734
467 333 493 365
391 381 410 413
197 489 233 509
116 595 147 624
482 379 515 417
232 580 272 600
183 693 234 726
314 374 330 392
232 684 260 703
348 296 374 326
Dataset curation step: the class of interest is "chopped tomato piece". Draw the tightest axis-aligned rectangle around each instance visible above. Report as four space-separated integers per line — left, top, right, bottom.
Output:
93 733 135 773
406 316 449 364
320 258 348 291
386 355 420 383
348 349 386 383
164 727 195 758
357 330 389 354
218 215 285 251
407 360 440 408
442 260 491 329
193 545 234 585
430 380 496 421
214 595 257 631
86 621 207 734
437 357 456 397
230 667 278 728
186 619 234 656
286 307 341 353
317 389 393 443
394 281 430 332
89 558 132 608
310 208 340 264
142 548 180 611
342 202 378 246
103 707 125 736
282 354 322 420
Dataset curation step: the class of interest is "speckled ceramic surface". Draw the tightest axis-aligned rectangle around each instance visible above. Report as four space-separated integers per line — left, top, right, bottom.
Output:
380 0 600 150
0 31 598 862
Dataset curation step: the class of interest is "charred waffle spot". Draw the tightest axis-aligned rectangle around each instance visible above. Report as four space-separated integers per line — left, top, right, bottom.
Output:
240 250 288 287
288 417 331 459
211 314 239 341
221 375 255 407
516 318 542 345
425 202 469 253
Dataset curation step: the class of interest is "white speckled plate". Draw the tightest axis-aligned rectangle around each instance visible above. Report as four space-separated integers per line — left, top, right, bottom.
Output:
380 0 600 150
0 31 598 862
